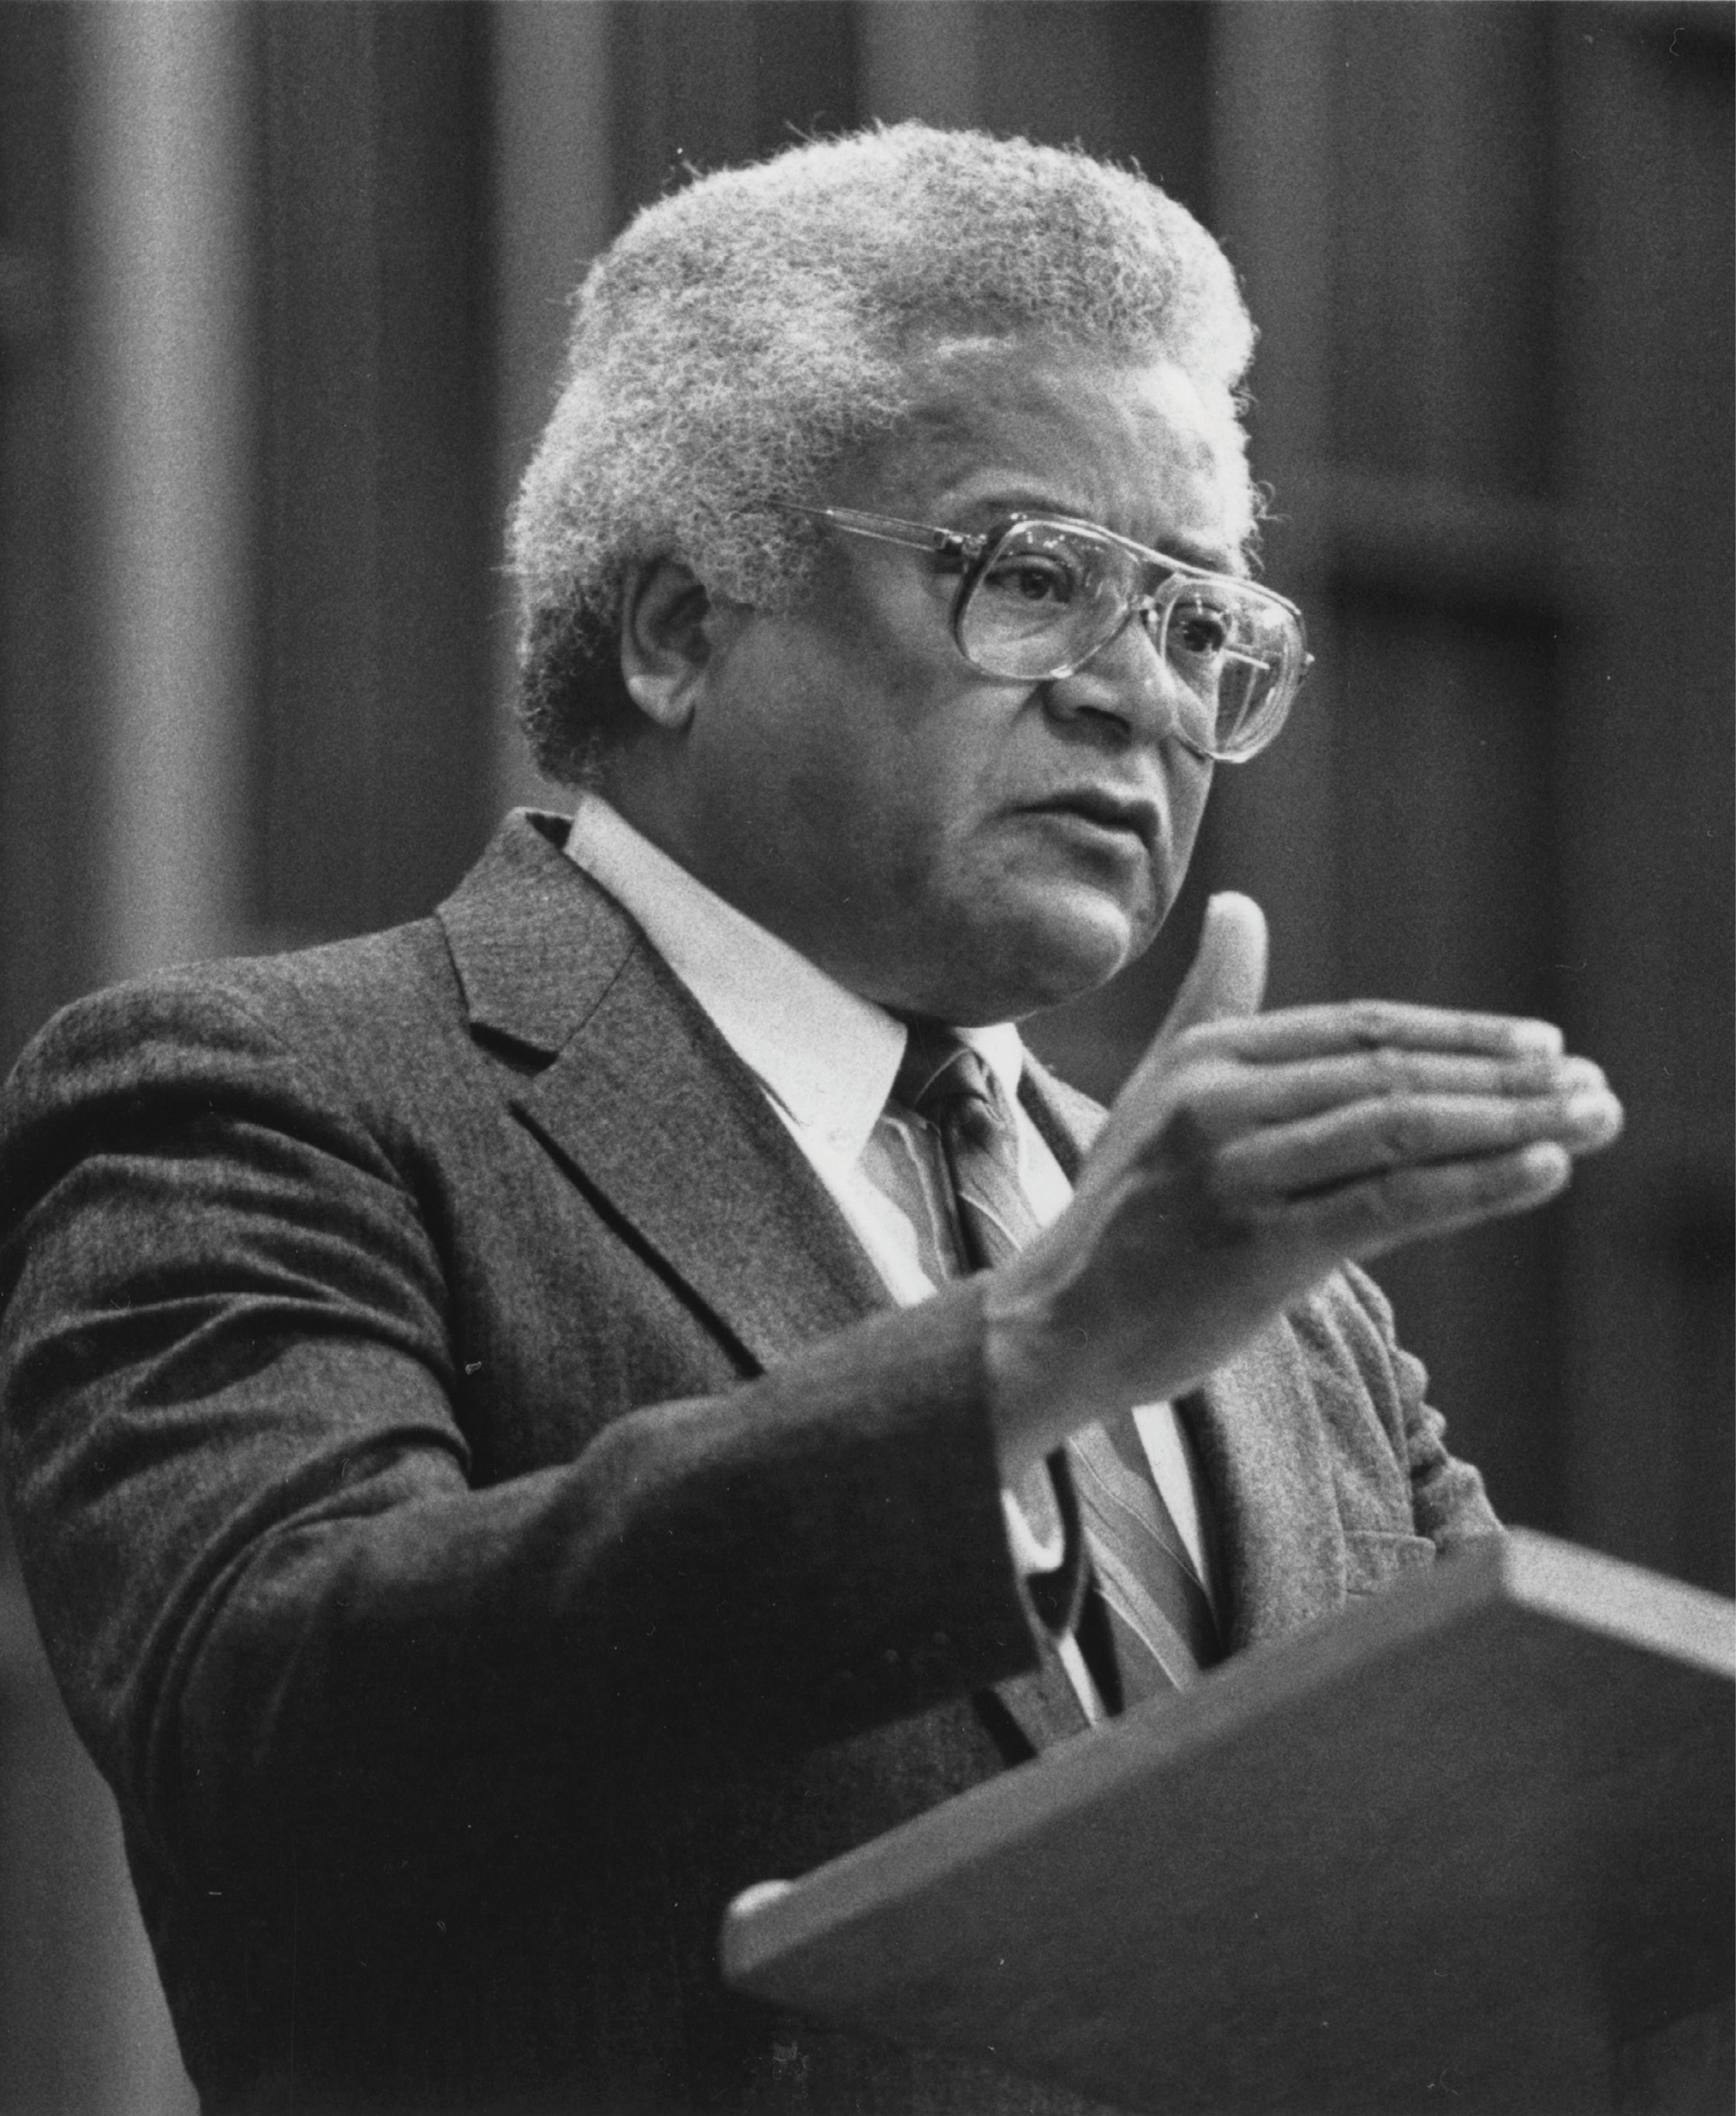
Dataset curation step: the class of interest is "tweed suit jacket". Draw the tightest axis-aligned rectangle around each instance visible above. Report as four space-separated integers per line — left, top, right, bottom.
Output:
0 810 1499 2115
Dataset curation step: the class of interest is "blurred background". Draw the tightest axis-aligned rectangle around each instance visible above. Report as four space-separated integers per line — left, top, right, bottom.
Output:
0 2 1729 2104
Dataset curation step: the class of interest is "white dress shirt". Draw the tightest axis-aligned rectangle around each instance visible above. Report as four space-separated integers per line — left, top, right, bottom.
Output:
561 793 1214 1605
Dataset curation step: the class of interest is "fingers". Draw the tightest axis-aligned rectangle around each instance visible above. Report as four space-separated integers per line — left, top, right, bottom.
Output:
1191 1048 1613 1139
1150 893 1268 1045
1119 981 1577 1157
1111 947 1618 1278
1190 997 1565 1064
1279 1142 1577 1262
1213 1079 1623 1198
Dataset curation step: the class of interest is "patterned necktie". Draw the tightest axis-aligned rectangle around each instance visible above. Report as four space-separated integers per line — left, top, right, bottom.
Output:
893 1024 1222 1703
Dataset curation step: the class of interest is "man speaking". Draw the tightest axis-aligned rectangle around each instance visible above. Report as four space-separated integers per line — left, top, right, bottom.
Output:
0 126 1620 2112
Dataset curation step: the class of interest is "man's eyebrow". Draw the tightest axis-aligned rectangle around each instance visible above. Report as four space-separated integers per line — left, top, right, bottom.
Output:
949 491 1240 574
1156 530 1241 574
946 486 1083 526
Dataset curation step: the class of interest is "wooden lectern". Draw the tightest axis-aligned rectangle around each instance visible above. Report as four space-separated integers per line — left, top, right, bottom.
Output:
722 1533 1733 2114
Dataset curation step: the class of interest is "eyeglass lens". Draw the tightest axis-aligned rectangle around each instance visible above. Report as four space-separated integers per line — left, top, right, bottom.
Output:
958 521 1297 758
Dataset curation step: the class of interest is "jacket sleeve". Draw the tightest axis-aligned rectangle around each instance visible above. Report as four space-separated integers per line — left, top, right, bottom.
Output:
1335 1261 1504 1551
0 978 1041 1896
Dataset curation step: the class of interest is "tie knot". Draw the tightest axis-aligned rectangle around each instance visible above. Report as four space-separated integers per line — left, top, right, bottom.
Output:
892 1025 1005 1151
892 1023 1036 1272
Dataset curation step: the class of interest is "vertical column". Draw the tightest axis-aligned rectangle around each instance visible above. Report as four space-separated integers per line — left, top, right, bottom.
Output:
251 3 495 946
855 0 983 125
1 6 234 2101
491 1 616 811
81 1 253 982
1205 3 1344 1015
0 3 100 1074
1551 15 1736 1589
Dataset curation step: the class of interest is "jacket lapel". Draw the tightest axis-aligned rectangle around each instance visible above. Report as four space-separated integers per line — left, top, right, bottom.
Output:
439 813 891 1373
1185 1329 1345 1653
515 949 893 1369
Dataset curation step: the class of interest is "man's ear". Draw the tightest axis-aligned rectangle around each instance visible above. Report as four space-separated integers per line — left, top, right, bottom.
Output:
618 558 721 732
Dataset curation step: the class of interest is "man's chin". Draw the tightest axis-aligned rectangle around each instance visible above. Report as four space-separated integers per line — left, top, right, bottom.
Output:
930 894 1156 1025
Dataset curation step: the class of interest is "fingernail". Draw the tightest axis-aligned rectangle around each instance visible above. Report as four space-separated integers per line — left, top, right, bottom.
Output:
1557 1055 1607 1091
1562 1091 1620 1139
1510 1020 1565 1056
1520 1142 1572 1186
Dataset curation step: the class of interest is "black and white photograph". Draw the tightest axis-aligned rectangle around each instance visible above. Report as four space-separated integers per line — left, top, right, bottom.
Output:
0 5 1730 2111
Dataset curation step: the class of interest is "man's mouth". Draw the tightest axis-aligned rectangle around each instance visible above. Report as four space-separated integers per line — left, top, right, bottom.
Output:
1021 789 1162 857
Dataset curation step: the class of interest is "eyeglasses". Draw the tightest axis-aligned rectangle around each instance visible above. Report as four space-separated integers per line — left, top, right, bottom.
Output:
787 504 1311 762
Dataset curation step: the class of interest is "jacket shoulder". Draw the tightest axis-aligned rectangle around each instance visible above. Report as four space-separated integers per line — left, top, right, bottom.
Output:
2 808 587 1112
0 918 476 1261
5 915 456 1104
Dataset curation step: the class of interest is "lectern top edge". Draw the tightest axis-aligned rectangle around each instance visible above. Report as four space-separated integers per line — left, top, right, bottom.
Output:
1504 1528 1735 1676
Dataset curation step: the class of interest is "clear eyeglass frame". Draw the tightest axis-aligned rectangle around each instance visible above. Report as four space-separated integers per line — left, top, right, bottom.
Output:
785 502 1313 763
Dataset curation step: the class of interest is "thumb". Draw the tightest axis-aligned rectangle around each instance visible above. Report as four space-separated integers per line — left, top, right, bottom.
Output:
1156 893 1269 1044
1090 893 1269 1168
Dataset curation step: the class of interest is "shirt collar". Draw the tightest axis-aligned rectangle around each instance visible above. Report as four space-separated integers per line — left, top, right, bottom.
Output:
565 795 1028 1167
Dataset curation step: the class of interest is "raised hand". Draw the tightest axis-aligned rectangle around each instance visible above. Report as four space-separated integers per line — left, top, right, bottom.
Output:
986 894 1623 1471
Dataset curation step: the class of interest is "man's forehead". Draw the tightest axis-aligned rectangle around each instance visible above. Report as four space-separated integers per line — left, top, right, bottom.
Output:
846 335 1241 564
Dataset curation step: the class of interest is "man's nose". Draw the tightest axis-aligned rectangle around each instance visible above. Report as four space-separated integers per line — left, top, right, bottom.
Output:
1040 611 1194 748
